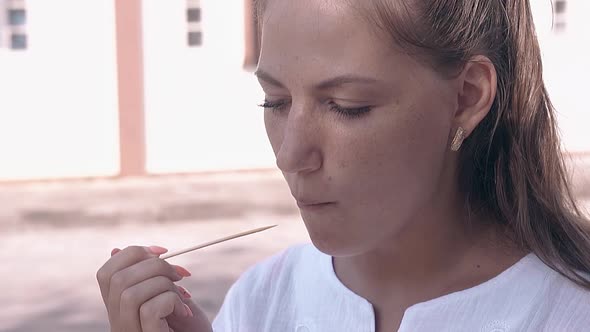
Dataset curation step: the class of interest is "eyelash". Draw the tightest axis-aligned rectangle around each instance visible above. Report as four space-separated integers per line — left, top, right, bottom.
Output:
257 100 372 118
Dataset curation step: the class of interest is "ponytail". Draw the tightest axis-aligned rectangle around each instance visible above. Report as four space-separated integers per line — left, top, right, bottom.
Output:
476 0 590 288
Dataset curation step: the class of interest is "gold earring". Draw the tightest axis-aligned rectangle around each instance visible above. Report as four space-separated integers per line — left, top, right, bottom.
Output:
451 127 466 151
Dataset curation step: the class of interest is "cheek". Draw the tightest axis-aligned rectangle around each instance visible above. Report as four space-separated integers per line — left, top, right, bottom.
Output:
337 103 451 204
264 112 284 156
402 105 452 161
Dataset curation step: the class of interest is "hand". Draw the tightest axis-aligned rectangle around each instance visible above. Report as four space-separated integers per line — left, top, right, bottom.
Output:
96 246 213 332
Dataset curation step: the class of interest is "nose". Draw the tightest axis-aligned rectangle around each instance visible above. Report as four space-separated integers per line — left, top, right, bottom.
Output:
275 104 323 175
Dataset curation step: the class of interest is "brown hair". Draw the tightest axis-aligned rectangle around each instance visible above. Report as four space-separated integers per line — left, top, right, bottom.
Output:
255 0 590 288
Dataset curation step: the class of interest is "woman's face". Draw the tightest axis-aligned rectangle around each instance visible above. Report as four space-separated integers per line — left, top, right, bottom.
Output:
257 0 460 256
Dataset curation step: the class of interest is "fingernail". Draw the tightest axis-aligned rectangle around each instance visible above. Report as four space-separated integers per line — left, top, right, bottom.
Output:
183 303 194 317
174 265 192 277
111 248 121 256
147 246 168 255
177 285 192 299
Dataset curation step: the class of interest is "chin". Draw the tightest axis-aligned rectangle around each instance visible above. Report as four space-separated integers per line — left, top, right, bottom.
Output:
303 218 368 258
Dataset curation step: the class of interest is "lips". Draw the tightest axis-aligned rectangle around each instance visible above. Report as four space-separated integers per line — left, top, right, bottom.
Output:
296 200 335 209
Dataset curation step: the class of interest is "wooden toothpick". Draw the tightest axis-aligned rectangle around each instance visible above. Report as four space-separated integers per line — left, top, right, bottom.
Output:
161 224 278 260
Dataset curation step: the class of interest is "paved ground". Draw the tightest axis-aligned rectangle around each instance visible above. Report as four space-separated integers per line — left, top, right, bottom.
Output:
0 157 589 332
0 170 310 332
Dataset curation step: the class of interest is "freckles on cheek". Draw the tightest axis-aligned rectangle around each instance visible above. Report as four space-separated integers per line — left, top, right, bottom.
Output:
392 109 450 184
334 132 385 178
264 115 283 155
394 102 443 152
349 116 420 179
333 139 370 171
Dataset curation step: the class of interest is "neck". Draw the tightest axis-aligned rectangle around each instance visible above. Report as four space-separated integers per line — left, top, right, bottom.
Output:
332 194 525 310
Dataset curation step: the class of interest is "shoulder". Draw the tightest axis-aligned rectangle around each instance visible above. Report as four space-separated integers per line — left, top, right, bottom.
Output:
545 272 590 327
529 260 590 329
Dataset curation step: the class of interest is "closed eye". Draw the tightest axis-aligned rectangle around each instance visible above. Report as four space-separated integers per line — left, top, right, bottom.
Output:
328 101 373 118
258 100 290 112
258 99 373 119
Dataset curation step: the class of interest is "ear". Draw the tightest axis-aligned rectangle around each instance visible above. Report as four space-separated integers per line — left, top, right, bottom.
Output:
454 55 497 136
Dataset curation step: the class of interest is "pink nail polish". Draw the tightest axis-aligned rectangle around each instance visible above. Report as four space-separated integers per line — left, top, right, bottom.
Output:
147 246 168 255
183 303 194 317
111 248 121 256
177 285 192 299
174 265 192 277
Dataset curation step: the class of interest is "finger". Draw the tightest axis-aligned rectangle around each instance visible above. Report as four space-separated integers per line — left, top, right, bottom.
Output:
176 285 192 300
117 276 181 332
108 258 188 324
96 245 167 304
169 298 211 332
139 291 188 332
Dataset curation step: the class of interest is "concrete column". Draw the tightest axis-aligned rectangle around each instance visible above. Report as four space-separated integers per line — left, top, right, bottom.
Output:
243 0 259 70
114 0 146 176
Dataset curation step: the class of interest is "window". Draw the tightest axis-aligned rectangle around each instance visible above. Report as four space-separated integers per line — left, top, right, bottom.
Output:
10 32 26 49
187 8 201 23
186 0 202 47
188 31 202 46
8 8 26 26
554 0 567 13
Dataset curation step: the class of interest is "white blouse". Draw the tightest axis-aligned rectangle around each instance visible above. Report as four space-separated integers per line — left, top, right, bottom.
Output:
212 243 590 331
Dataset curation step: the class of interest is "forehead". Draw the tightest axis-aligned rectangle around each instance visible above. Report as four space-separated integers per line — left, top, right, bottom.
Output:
258 0 399 79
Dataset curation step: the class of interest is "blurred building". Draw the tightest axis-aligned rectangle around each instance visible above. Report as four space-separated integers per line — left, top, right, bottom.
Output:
534 0 590 154
0 0 27 50
0 0 587 181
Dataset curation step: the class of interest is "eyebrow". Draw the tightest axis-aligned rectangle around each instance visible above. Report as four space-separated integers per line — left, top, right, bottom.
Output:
254 69 382 90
